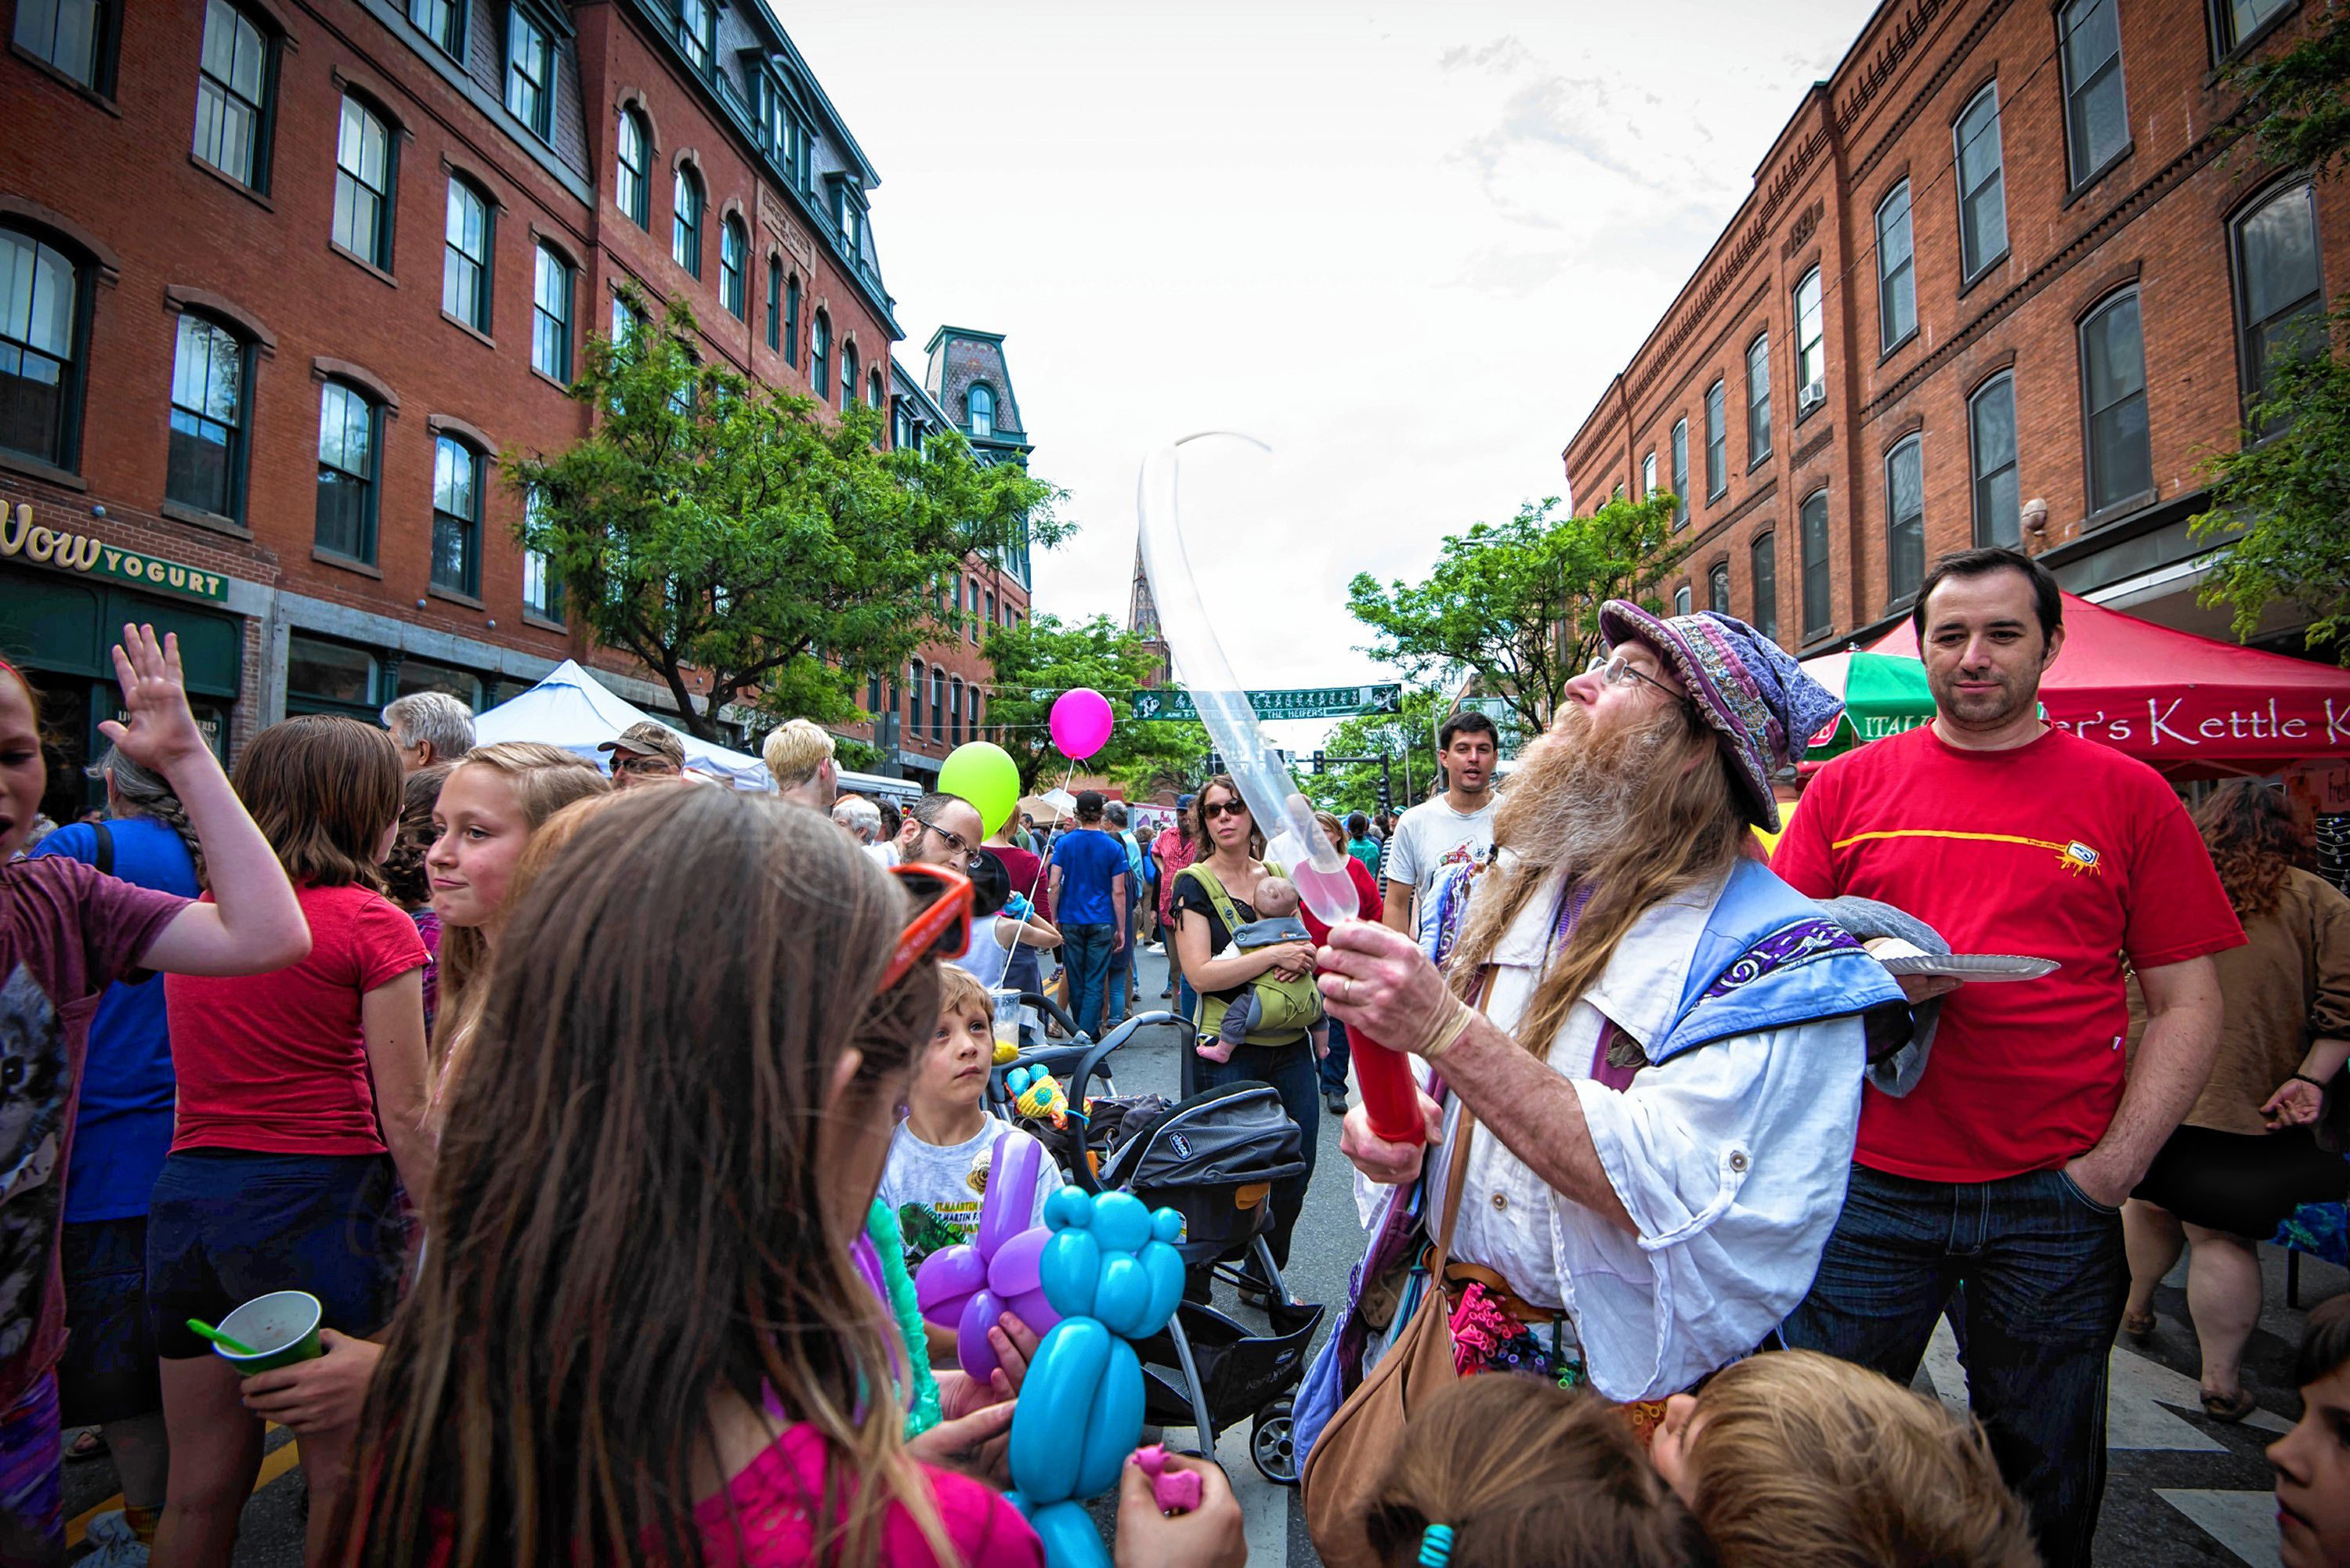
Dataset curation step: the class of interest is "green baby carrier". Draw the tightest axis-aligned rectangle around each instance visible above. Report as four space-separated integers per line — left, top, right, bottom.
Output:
1177 862 1325 1047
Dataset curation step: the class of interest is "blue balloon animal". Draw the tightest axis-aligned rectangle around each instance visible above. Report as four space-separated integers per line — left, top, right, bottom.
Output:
1005 1187 1187 1568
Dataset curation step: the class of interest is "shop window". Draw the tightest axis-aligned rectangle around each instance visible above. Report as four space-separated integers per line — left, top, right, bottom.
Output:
315 381 380 563
166 312 250 520
1969 374 2019 547
15 0 113 93
194 0 273 190
287 633 379 715
432 433 484 597
443 176 493 331
332 95 396 270
395 655 484 709
616 107 651 228
0 226 88 472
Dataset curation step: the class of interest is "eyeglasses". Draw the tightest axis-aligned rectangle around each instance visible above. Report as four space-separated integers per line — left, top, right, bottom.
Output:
1593 653 1683 703
1200 799 1249 820
878 863 974 995
614 753 678 775
913 815 982 869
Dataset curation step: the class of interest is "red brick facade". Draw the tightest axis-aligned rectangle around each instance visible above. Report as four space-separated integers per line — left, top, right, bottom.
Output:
1560 0 2347 656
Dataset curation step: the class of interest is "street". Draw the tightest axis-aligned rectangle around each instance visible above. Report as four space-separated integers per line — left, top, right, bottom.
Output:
60 940 2345 1563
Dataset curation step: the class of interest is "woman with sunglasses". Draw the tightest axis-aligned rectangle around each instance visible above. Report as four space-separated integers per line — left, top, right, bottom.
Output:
343 789 1243 1567
1170 775 1323 1299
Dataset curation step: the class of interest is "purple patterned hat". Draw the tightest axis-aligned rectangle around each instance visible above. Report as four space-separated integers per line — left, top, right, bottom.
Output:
1597 600 1846 833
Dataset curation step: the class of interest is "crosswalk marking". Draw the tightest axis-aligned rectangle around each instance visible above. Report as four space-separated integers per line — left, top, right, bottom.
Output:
2153 1489 2283 1567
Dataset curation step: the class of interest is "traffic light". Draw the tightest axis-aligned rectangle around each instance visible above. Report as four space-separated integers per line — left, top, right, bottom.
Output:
1312 750 1326 775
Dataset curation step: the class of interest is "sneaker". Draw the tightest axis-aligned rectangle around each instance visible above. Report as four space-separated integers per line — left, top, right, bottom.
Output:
1323 1089 1349 1118
1147 941 1166 955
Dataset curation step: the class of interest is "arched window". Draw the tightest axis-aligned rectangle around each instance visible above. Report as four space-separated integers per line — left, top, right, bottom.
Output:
841 339 858 411
1969 374 2019 546
909 660 924 733
1708 560 1730 616
1884 435 1925 605
616 107 651 228
1875 179 1916 352
1749 533 1778 644
2232 179 2323 428
0 225 89 471
432 432 485 598
810 310 830 396
333 94 396 269
531 242 573 383
929 667 945 742
720 215 747 318
869 369 885 410
671 164 702 276
195 0 274 190
315 379 381 563
442 175 493 331
1673 584 1692 616
166 312 251 520
1669 417 1688 525
967 382 994 439
765 257 782 350
1744 334 1771 464
949 677 964 746
1955 83 2008 280
783 273 801 367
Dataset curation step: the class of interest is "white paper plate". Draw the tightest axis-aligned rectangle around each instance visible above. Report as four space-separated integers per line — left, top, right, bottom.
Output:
1881 953 2059 982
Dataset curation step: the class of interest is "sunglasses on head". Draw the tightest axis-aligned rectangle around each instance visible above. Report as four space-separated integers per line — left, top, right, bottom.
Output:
1201 799 1249 820
878 862 974 996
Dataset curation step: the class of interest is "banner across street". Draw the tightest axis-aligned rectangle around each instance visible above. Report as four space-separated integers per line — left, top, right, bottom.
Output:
1026 684 1403 721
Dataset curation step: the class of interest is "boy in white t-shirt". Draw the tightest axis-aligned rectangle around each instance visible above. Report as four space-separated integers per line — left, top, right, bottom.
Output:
877 966 1065 1360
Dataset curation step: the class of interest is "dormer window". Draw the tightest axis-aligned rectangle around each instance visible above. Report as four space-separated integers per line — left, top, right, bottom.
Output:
967 383 995 439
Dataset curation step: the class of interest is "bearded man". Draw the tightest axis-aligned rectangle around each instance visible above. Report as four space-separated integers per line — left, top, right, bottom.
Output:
1294 603 1910 1457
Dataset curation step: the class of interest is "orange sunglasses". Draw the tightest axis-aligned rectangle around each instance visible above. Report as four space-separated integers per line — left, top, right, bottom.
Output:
877 862 976 995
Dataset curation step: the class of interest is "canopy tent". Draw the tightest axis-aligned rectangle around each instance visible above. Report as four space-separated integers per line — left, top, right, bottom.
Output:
470 659 772 789
1796 649 1934 759
1870 592 2350 777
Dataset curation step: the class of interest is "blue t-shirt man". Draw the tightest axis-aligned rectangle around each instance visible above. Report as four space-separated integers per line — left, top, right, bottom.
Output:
1047 820 1130 926
30 815 198 1222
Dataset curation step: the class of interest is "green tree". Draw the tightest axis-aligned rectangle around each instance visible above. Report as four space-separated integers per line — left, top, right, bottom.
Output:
979 614 1209 793
2224 6 2350 178
2190 302 2350 661
1345 491 1687 736
1303 686 1445 818
508 293 1065 739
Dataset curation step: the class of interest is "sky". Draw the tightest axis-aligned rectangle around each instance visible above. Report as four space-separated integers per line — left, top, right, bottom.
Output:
779 0 1881 745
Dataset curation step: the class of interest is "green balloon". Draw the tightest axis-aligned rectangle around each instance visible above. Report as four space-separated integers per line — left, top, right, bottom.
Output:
938 742 1021 836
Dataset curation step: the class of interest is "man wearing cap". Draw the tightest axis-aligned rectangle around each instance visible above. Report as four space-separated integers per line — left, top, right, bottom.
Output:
598 721 686 789
1298 602 1907 1448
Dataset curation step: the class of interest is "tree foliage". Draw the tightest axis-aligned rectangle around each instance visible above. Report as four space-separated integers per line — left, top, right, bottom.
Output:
2224 6 2350 179
508 293 1065 739
1303 685 1446 818
1345 491 1687 736
2190 302 2350 662
978 614 1209 794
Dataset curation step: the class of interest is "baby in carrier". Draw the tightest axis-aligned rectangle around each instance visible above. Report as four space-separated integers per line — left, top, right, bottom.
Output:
1197 875 1321 1063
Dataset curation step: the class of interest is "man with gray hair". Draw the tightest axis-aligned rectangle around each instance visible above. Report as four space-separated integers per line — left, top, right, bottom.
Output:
762 718 838 811
831 794 882 846
381 690 475 775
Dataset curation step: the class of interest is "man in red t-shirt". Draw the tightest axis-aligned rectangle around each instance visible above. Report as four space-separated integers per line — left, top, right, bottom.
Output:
1774 548 2239 1568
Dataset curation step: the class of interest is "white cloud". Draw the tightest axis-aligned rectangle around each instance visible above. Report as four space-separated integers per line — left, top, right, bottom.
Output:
773 0 1878 732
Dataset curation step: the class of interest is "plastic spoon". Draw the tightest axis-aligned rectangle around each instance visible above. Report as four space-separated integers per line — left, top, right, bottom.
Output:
184 1317 259 1357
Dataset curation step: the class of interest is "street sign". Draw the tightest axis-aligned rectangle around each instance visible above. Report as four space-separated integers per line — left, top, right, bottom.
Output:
1114 683 1402 722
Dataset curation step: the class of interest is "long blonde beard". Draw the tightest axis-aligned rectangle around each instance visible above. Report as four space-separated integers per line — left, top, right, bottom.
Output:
1491 703 1687 876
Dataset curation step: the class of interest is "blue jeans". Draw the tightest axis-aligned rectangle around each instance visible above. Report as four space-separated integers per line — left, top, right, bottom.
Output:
1320 1016 1352 1098
1781 1162 2128 1568
1061 923 1117 1040
1193 1039 1318 1273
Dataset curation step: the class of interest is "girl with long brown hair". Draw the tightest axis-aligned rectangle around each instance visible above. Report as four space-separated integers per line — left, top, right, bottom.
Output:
343 789 1241 1566
2123 780 2350 1422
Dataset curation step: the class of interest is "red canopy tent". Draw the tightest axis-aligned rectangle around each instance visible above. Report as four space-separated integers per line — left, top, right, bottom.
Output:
1870 591 2350 778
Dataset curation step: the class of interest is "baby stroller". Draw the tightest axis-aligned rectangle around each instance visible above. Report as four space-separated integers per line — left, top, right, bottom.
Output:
992 1006 1326 1484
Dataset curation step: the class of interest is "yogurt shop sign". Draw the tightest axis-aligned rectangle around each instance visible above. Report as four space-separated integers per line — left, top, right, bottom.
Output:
0 503 229 603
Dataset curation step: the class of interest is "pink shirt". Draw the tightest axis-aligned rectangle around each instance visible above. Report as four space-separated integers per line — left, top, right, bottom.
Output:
696 1423 1040 1568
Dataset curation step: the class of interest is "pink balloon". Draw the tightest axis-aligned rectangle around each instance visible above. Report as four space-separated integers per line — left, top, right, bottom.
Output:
1048 688 1115 761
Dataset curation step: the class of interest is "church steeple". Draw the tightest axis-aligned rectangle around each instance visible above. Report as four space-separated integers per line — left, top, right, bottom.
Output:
1128 540 1170 686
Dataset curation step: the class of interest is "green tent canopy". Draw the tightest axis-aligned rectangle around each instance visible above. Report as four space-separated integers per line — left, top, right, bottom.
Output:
1797 649 1935 759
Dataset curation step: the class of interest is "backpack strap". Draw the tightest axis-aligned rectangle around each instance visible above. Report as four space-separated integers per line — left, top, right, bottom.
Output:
1177 862 1248 944
90 821 114 877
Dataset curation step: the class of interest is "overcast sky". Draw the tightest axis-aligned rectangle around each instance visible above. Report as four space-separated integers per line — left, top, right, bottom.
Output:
780 0 1878 741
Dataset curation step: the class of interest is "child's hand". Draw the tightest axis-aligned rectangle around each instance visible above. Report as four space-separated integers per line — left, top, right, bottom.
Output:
1115 1452 1246 1568
907 1398 1016 1486
99 625 212 779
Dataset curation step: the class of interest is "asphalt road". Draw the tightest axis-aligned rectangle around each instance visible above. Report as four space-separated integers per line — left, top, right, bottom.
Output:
63 941 2345 1564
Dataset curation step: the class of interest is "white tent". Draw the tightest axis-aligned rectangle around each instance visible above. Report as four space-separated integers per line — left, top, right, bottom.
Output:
471 659 772 789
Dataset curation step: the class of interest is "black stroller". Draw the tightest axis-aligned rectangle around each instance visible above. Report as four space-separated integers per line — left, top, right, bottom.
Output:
989 1001 1326 1484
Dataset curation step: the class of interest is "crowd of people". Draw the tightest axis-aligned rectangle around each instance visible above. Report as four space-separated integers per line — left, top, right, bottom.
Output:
0 541 2342 1568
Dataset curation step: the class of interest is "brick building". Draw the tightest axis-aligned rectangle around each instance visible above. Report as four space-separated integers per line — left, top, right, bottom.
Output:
1560 0 2345 661
1 0 1026 818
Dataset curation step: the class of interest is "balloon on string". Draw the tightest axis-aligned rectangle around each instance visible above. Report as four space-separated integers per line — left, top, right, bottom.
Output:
937 742 1021 837
1047 688 1115 761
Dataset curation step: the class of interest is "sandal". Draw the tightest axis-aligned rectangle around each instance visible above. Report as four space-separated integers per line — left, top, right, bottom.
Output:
65 1427 107 1462
2121 1307 2157 1341
2200 1388 2261 1424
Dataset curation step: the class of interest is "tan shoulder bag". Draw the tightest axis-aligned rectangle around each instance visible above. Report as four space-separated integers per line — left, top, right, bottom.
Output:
1299 1110 1477 1568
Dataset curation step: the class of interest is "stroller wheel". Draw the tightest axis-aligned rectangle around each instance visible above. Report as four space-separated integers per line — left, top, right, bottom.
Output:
1250 1396 1299 1487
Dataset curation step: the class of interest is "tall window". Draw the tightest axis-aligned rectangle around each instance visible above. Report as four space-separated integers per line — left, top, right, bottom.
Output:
166 313 246 518
968 383 995 438
15 0 107 90
1876 181 1916 351
1884 437 1925 605
671 166 702 276
1801 490 1831 638
783 273 801 367
1708 561 1730 616
2217 0 2291 51
1750 533 1778 643
1745 334 1771 464
522 488 561 622
837 195 862 258
0 227 84 470
678 0 714 70
616 108 650 228
1674 585 1692 616
333 96 395 269
611 294 641 347
505 5 552 142
2081 289 2153 515
929 668 945 742
1704 379 1726 500
909 662 924 735
949 678 963 746
869 369 885 410
2233 179 2324 426
765 259 783 350
2059 0 2128 186
1955 84 2008 280
1795 268 1825 417
1969 374 2019 546
408 0 461 58
810 312 829 395
443 176 492 331
315 381 378 562
720 217 747 319
840 340 858 412
193 0 269 190
531 243 572 383
432 435 483 597
1669 418 1688 526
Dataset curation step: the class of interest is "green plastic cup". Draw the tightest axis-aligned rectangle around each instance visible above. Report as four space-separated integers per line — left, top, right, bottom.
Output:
212 1291 324 1375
